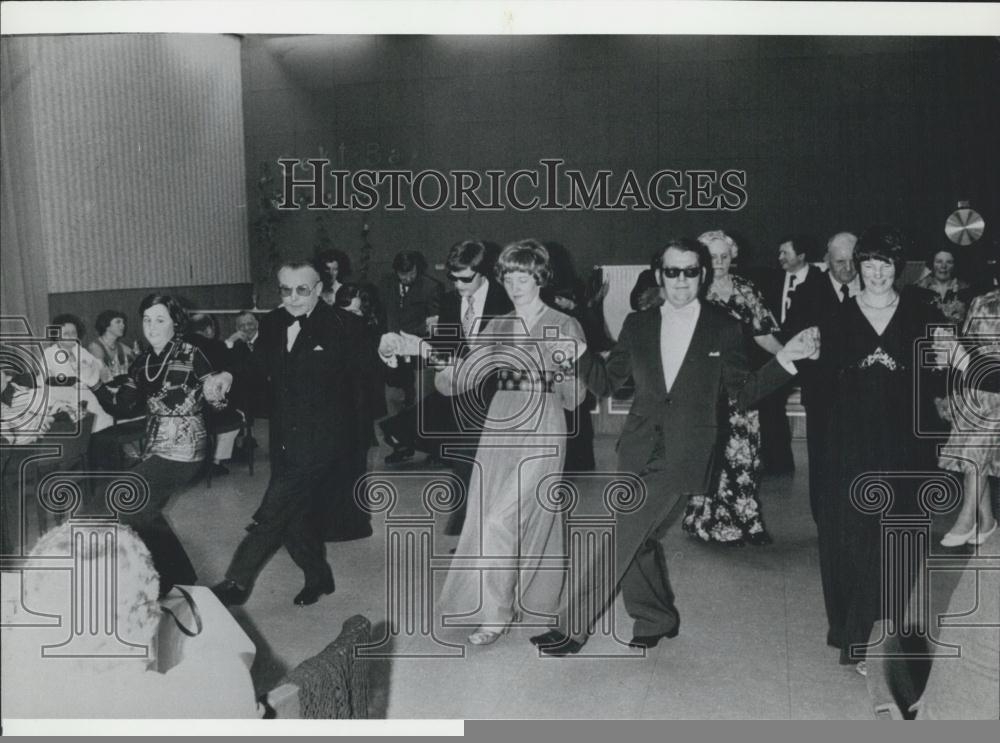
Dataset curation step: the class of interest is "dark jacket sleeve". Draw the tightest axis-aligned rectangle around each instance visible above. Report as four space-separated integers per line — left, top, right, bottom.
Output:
577 312 637 398
721 322 795 410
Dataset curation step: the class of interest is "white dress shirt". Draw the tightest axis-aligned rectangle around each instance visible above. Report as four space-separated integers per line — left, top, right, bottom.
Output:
829 273 860 302
781 264 811 323
659 300 701 392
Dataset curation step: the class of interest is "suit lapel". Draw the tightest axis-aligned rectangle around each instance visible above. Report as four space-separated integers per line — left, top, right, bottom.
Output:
646 311 668 399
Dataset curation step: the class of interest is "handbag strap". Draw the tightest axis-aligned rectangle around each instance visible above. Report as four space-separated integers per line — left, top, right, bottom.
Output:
161 585 203 638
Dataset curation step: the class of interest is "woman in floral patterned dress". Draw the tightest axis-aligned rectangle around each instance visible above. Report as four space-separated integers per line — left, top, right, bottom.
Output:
682 230 782 546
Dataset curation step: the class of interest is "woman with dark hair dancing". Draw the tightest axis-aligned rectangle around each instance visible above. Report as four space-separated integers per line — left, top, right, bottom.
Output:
90 293 231 594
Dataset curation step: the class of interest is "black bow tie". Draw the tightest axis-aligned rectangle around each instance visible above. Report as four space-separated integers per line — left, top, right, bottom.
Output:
284 312 305 328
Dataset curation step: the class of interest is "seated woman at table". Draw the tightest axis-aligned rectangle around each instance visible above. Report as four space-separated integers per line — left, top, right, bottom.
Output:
90 294 231 595
43 313 114 432
0 523 260 718
87 308 137 384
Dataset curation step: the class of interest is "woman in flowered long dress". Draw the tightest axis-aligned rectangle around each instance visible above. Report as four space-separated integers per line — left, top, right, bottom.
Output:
683 230 782 546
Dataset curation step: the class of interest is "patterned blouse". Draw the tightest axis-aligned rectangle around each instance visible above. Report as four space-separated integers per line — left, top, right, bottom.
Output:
705 274 780 336
95 340 215 463
913 274 972 325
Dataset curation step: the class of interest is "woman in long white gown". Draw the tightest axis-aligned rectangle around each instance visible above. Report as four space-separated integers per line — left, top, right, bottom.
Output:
434 240 587 646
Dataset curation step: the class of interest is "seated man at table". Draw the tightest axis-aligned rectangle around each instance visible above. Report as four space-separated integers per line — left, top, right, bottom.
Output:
1 523 261 718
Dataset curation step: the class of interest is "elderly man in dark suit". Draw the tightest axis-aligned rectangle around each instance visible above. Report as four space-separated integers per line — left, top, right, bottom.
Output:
211 261 371 607
784 231 859 524
532 238 819 654
380 240 513 534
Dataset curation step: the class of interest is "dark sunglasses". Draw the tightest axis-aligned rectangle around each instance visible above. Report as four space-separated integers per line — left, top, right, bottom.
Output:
660 267 701 279
447 272 479 283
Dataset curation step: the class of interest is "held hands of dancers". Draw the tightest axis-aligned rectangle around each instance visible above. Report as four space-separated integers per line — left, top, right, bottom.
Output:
202 371 233 409
378 331 434 368
776 326 820 366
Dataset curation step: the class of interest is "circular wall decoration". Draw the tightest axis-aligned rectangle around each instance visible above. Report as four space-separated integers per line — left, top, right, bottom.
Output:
945 201 985 246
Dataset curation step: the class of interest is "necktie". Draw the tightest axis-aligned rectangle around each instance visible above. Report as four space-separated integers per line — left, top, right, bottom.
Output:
840 284 850 302
462 296 476 337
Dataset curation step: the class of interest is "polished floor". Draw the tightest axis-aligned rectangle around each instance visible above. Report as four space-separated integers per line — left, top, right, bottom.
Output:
142 422 981 721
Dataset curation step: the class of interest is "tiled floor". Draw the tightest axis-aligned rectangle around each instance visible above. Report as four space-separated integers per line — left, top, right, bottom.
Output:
158 427 968 719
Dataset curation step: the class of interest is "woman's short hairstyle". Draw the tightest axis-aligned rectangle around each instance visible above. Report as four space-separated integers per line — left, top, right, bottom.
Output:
138 294 189 336
446 240 494 276
94 309 127 336
925 244 959 271
495 239 552 287
856 225 908 276
316 248 351 277
697 229 739 260
51 313 85 339
25 524 161 666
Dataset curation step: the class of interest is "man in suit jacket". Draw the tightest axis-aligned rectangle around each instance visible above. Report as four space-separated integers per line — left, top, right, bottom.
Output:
532 238 818 654
379 240 513 534
379 249 444 463
755 233 826 474
211 261 371 607
784 232 859 524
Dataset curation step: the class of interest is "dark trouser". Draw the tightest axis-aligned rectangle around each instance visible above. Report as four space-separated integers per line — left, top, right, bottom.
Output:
563 438 683 641
226 461 333 590
119 455 202 596
804 399 831 525
758 382 795 473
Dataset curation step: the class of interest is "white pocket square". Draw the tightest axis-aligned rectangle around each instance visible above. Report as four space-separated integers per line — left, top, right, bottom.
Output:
312 345 324 351
708 351 721 357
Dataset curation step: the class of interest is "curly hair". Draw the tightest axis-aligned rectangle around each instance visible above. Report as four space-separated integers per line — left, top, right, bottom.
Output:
697 229 739 260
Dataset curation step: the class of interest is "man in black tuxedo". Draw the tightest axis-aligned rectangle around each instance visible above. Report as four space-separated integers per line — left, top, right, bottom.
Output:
784 231 859 523
755 233 825 475
212 261 371 607
532 238 819 654
379 240 513 534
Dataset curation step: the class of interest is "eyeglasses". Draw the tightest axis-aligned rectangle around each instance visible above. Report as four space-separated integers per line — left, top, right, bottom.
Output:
660 267 701 279
279 283 319 297
447 273 479 284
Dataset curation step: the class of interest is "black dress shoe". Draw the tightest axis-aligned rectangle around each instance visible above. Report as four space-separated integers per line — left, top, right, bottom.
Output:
628 625 680 649
529 629 566 647
538 636 585 656
530 630 585 655
293 576 336 606
210 462 230 476
212 579 250 607
384 447 414 465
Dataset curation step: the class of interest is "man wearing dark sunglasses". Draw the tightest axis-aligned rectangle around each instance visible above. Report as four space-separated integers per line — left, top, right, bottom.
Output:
379 240 513 534
534 237 820 655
